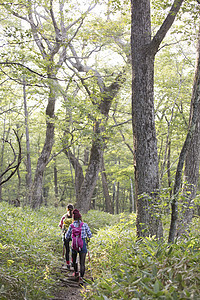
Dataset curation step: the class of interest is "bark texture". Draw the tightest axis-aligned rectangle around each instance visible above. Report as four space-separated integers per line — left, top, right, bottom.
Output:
76 124 104 213
31 82 56 209
168 27 200 242
131 0 161 238
63 148 84 202
101 157 113 213
27 0 68 208
23 78 32 204
176 26 200 237
131 0 184 238
64 42 128 213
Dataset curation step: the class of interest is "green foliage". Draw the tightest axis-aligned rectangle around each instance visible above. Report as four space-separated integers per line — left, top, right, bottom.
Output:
1 203 200 299
0 202 62 300
83 209 121 233
154 43 194 188
0 202 122 299
84 215 200 299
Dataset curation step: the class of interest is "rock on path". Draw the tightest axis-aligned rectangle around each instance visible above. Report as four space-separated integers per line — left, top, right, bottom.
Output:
52 262 92 300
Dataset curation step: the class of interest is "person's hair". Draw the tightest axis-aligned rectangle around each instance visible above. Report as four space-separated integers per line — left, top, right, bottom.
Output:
73 209 82 222
67 204 74 218
67 204 73 211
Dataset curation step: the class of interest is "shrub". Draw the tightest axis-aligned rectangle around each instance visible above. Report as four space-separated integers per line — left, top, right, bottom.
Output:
84 215 200 299
0 203 118 299
0 202 61 299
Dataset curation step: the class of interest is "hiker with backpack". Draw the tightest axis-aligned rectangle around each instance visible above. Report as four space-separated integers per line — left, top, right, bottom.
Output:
65 208 92 286
59 204 74 269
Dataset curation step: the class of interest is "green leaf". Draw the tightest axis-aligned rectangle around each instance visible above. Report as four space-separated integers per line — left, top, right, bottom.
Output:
153 279 160 294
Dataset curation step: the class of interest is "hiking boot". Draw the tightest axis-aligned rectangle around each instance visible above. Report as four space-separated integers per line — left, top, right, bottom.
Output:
66 264 70 270
73 272 79 278
79 277 84 287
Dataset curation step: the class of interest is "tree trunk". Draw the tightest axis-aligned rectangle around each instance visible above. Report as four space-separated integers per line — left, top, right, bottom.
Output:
131 0 184 238
168 48 200 242
65 44 127 213
0 121 10 201
26 0 68 208
17 167 21 202
101 157 113 213
23 77 32 205
176 25 200 237
76 121 104 213
131 0 162 238
31 81 56 209
84 148 90 165
116 182 120 214
63 148 84 202
130 178 135 212
112 182 116 214
167 141 172 197
54 158 58 200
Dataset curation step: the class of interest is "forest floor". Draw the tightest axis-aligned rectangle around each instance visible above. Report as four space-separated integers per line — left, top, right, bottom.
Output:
52 260 93 300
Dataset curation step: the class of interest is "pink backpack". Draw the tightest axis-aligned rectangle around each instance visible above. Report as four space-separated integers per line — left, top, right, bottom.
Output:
70 222 83 251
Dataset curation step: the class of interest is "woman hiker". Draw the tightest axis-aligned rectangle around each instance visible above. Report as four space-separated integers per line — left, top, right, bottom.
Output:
59 203 74 269
65 208 92 286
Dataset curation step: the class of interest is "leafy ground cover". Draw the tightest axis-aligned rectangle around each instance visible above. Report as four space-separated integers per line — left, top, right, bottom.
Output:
84 215 200 299
0 202 62 299
0 203 118 299
0 202 199 299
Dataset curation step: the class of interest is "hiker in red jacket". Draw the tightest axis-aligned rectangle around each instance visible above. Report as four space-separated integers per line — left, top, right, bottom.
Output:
65 209 92 286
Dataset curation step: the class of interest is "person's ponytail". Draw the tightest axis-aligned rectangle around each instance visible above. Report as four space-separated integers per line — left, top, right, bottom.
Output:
67 204 74 218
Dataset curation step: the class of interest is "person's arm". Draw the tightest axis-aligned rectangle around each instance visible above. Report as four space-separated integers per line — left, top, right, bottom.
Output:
85 223 92 239
59 215 65 229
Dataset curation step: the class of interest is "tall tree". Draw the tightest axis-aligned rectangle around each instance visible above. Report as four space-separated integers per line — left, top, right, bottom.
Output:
175 23 200 237
101 157 113 213
0 121 10 199
1 0 95 208
23 77 32 204
61 23 130 212
62 66 127 213
1 0 132 210
131 0 184 238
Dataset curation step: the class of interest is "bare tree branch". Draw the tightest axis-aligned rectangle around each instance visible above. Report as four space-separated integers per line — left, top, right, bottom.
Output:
27 0 47 59
0 130 22 186
68 43 106 92
112 113 133 155
0 62 46 78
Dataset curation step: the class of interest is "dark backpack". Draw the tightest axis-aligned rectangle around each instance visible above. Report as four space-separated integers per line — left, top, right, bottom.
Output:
70 222 83 251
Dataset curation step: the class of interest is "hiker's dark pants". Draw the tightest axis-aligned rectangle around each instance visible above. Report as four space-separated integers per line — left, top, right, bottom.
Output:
72 251 86 278
64 238 71 262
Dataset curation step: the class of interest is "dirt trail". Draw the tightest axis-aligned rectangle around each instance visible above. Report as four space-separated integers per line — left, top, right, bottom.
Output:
52 261 92 300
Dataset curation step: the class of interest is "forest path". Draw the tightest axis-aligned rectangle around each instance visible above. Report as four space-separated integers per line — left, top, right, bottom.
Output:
52 260 92 300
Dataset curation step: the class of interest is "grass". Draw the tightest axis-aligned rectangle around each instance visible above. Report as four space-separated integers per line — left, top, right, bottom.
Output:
0 202 199 299
0 202 61 299
0 203 119 299
84 215 200 299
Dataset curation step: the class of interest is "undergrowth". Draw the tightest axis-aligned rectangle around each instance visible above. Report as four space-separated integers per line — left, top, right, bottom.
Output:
84 215 200 300
0 202 118 299
0 202 62 299
1 202 200 300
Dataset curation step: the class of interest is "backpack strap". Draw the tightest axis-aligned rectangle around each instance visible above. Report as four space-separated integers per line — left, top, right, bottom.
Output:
70 222 83 229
